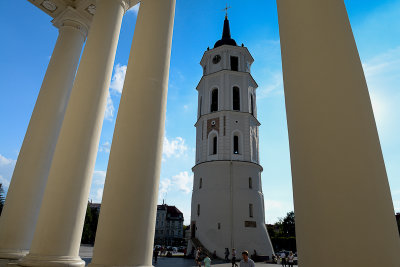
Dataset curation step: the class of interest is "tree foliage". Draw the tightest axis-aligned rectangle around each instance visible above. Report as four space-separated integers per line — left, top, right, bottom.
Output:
0 183 5 216
268 211 297 252
279 211 296 237
81 202 99 244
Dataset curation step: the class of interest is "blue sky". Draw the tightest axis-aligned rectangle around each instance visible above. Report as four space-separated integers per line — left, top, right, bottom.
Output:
0 0 399 224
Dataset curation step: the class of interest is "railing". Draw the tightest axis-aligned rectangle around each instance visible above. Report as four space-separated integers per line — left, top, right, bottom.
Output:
191 237 221 260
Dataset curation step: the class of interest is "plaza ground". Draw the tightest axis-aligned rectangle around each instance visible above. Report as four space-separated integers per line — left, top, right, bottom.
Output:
79 245 298 266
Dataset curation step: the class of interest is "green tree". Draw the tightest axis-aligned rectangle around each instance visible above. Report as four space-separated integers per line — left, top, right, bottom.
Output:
280 211 296 237
0 183 5 216
270 211 297 252
267 224 277 239
81 202 99 244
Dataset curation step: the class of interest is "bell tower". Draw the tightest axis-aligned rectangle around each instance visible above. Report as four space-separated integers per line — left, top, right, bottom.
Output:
190 14 274 259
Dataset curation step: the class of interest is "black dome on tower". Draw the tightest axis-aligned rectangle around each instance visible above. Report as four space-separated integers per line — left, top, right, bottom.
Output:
214 15 237 48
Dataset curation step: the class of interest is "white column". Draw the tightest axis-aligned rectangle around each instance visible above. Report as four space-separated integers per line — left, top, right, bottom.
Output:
89 0 176 266
18 1 127 267
276 1 400 266
0 8 88 264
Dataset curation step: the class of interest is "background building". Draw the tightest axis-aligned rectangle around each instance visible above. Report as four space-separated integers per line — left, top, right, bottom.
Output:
154 203 184 246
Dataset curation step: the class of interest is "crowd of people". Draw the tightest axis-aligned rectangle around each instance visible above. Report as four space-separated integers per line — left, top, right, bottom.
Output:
153 245 297 266
195 247 255 267
272 251 295 267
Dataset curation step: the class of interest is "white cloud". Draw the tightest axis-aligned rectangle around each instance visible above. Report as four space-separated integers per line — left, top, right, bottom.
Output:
264 199 294 224
257 71 283 99
0 155 15 166
127 3 140 14
99 141 111 153
90 188 103 203
393 200 400 211
89 170 106 203
93 170 106 186
158 178 171 201
363 46 400 80
104 91 114 121
110 64 127 94
172 171 193 194
362 46 400 143
0 175 10 188
0 154 16 190
392 190 400 196
157 171 193 202
163 136 188 158
249 39 283 99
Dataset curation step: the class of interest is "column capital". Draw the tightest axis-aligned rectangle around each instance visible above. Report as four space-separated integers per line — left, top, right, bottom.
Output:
52 6 91 39
86 0 135 16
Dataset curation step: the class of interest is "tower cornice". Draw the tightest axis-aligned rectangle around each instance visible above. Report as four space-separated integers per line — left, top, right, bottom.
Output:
194 110 260 127
196 69 258 91
200 45 254 66
192 160 263 172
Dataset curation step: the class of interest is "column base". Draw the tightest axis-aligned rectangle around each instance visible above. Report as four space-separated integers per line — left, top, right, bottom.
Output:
18 254 85 267
0 258 19 267
0 250 29 261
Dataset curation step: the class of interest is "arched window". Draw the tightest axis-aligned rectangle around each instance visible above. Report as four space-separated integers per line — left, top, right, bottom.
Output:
211 89 218 112
213 136 217 155
197 204 200 216
208 131 218 156
233 135 239 154
249 177 252 189
249 204 253 218
233 86 240 111
250 94 254 115
199 178 202 189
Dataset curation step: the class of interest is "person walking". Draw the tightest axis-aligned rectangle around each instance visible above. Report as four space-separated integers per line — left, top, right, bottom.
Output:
195 247 202 267
231 248 238 267
280 251 287 267
153 247 158 263
225 248 230 262
204 254 212 267
287 252 294 267
239 251 255 267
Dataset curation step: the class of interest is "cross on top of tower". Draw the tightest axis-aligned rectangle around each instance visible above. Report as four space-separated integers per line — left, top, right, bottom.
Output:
222 3 231 19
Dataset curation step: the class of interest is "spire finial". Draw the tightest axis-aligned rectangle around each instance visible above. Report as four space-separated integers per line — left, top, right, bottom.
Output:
222 3 231 19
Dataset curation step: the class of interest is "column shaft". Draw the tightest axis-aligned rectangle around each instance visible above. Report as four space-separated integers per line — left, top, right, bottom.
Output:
90 0 176 266
0 16 87 262
276 1 400 266
18 1 126 266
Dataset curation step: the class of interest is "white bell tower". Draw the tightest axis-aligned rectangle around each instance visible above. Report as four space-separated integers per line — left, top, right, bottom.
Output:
190 14 274 259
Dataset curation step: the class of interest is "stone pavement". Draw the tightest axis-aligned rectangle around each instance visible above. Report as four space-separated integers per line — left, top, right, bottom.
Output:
153 256 298 266
79 245 298 266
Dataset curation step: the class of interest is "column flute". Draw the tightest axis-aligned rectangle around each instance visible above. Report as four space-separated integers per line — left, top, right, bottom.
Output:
89 0 176 266
0 7 89 265
18 1 129 266
276 1 400 266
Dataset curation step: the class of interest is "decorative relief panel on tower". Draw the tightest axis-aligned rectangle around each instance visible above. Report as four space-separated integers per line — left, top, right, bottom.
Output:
207 118 220 136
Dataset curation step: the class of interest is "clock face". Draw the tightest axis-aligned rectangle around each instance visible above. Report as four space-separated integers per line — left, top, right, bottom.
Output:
212 55 221 64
